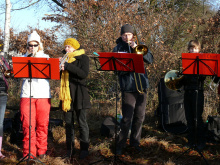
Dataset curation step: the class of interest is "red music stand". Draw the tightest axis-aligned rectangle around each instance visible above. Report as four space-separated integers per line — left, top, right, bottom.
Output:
176 53 220 165
182 53 219 76
92 52 145 164
12 57 60 165
95 52 145 73
12 57 60 80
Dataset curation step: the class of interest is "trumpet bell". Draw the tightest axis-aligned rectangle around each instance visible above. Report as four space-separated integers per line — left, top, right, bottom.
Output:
164 70 183 90
0 65 13 78
133 44 148 55
4 70 13 78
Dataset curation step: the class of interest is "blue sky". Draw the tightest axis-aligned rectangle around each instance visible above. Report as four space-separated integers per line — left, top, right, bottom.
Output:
0 1 57 33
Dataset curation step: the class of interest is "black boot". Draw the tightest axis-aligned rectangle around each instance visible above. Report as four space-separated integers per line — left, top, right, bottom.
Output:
79 141 89 159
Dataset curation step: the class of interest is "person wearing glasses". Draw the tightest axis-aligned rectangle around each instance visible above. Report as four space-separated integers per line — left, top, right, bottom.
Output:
20 31 51 159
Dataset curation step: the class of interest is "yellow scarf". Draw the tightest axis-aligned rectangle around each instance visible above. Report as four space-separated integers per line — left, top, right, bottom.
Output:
59 49 85 112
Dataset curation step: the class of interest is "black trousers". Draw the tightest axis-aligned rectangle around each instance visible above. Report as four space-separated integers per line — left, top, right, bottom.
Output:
64 108 89 151
184 90 205 145
117 91 147 149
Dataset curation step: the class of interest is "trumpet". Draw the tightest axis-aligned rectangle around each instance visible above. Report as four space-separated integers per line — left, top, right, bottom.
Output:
0 57 13 78
132 28 148 94
59 53 69 70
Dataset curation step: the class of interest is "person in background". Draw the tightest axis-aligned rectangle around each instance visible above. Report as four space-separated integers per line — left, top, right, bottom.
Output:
20 31 51 159
0 55 11 159
59 38 91 161
183 40 206 151
113 24 153 155
211 75 220 110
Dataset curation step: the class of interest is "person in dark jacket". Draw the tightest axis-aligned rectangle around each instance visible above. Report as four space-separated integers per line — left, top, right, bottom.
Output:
0 55 11 159
113 24 153 155
59 38 91 160
183 40 206 151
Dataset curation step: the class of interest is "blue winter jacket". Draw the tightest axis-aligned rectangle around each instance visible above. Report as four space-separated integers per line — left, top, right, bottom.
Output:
113 37 153 92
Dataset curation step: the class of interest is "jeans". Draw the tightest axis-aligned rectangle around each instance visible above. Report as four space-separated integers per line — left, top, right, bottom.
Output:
0 95 7 137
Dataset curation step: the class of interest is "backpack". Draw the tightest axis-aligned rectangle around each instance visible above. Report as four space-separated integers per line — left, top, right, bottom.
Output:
10 112 23 145
100 116 120 138
206 115 220 142
156 78 188 134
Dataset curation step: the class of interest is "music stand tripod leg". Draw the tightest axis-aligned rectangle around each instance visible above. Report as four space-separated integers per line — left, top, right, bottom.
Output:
89 72 126 165
92 54 138 164
175 145 209 165
175 83 209 165
191 89 209 165
112 71 126 165
16 63 45 165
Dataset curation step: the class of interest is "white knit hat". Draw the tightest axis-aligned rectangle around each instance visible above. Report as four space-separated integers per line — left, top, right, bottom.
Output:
27 31 41 44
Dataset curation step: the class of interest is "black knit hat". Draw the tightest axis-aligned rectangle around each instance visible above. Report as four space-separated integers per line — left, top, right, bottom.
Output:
120 24 134 35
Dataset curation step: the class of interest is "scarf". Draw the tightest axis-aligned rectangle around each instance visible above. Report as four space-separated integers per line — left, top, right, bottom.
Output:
59 49 85 112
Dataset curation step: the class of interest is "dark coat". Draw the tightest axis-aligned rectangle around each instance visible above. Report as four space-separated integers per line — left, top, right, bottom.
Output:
113 37 153 92
64 54 91 110
183 75 205 90
0 56 9 95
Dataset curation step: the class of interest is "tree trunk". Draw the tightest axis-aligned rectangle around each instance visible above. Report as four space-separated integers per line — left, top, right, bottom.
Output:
2 0 11 58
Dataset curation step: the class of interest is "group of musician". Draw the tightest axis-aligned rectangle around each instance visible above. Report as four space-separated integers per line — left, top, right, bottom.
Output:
0 24 211 162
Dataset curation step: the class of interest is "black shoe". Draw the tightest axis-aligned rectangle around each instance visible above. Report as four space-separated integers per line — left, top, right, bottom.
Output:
134 146 142 152
79 150 89 159
184 142 193 149
130 145 142 152
197 142 206 151
115 149 122 155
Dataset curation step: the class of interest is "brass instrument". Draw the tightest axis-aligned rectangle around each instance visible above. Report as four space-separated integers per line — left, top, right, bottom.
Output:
164 70 184 90
132 28 148 94
0 57 13 78
133 29 148 56
134 73 144 94
59 53 69 70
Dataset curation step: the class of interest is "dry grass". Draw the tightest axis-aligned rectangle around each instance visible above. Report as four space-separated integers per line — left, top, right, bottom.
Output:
1 100 220 165
2 76 220 164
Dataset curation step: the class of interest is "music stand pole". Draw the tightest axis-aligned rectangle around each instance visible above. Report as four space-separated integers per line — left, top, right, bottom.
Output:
90 56 134 165
90 73 123 165
16 61 44 165
111 56 121 163
113 70 121 164
175 57 209 165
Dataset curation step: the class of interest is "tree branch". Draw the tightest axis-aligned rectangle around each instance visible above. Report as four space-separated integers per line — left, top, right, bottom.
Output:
50 0 66 9
11 0 41 11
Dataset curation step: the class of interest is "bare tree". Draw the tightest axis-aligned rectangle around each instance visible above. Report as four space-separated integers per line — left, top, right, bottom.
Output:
2 0 11 57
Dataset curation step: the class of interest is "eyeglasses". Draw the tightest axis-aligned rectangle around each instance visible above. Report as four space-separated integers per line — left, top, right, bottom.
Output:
28 44 39 47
